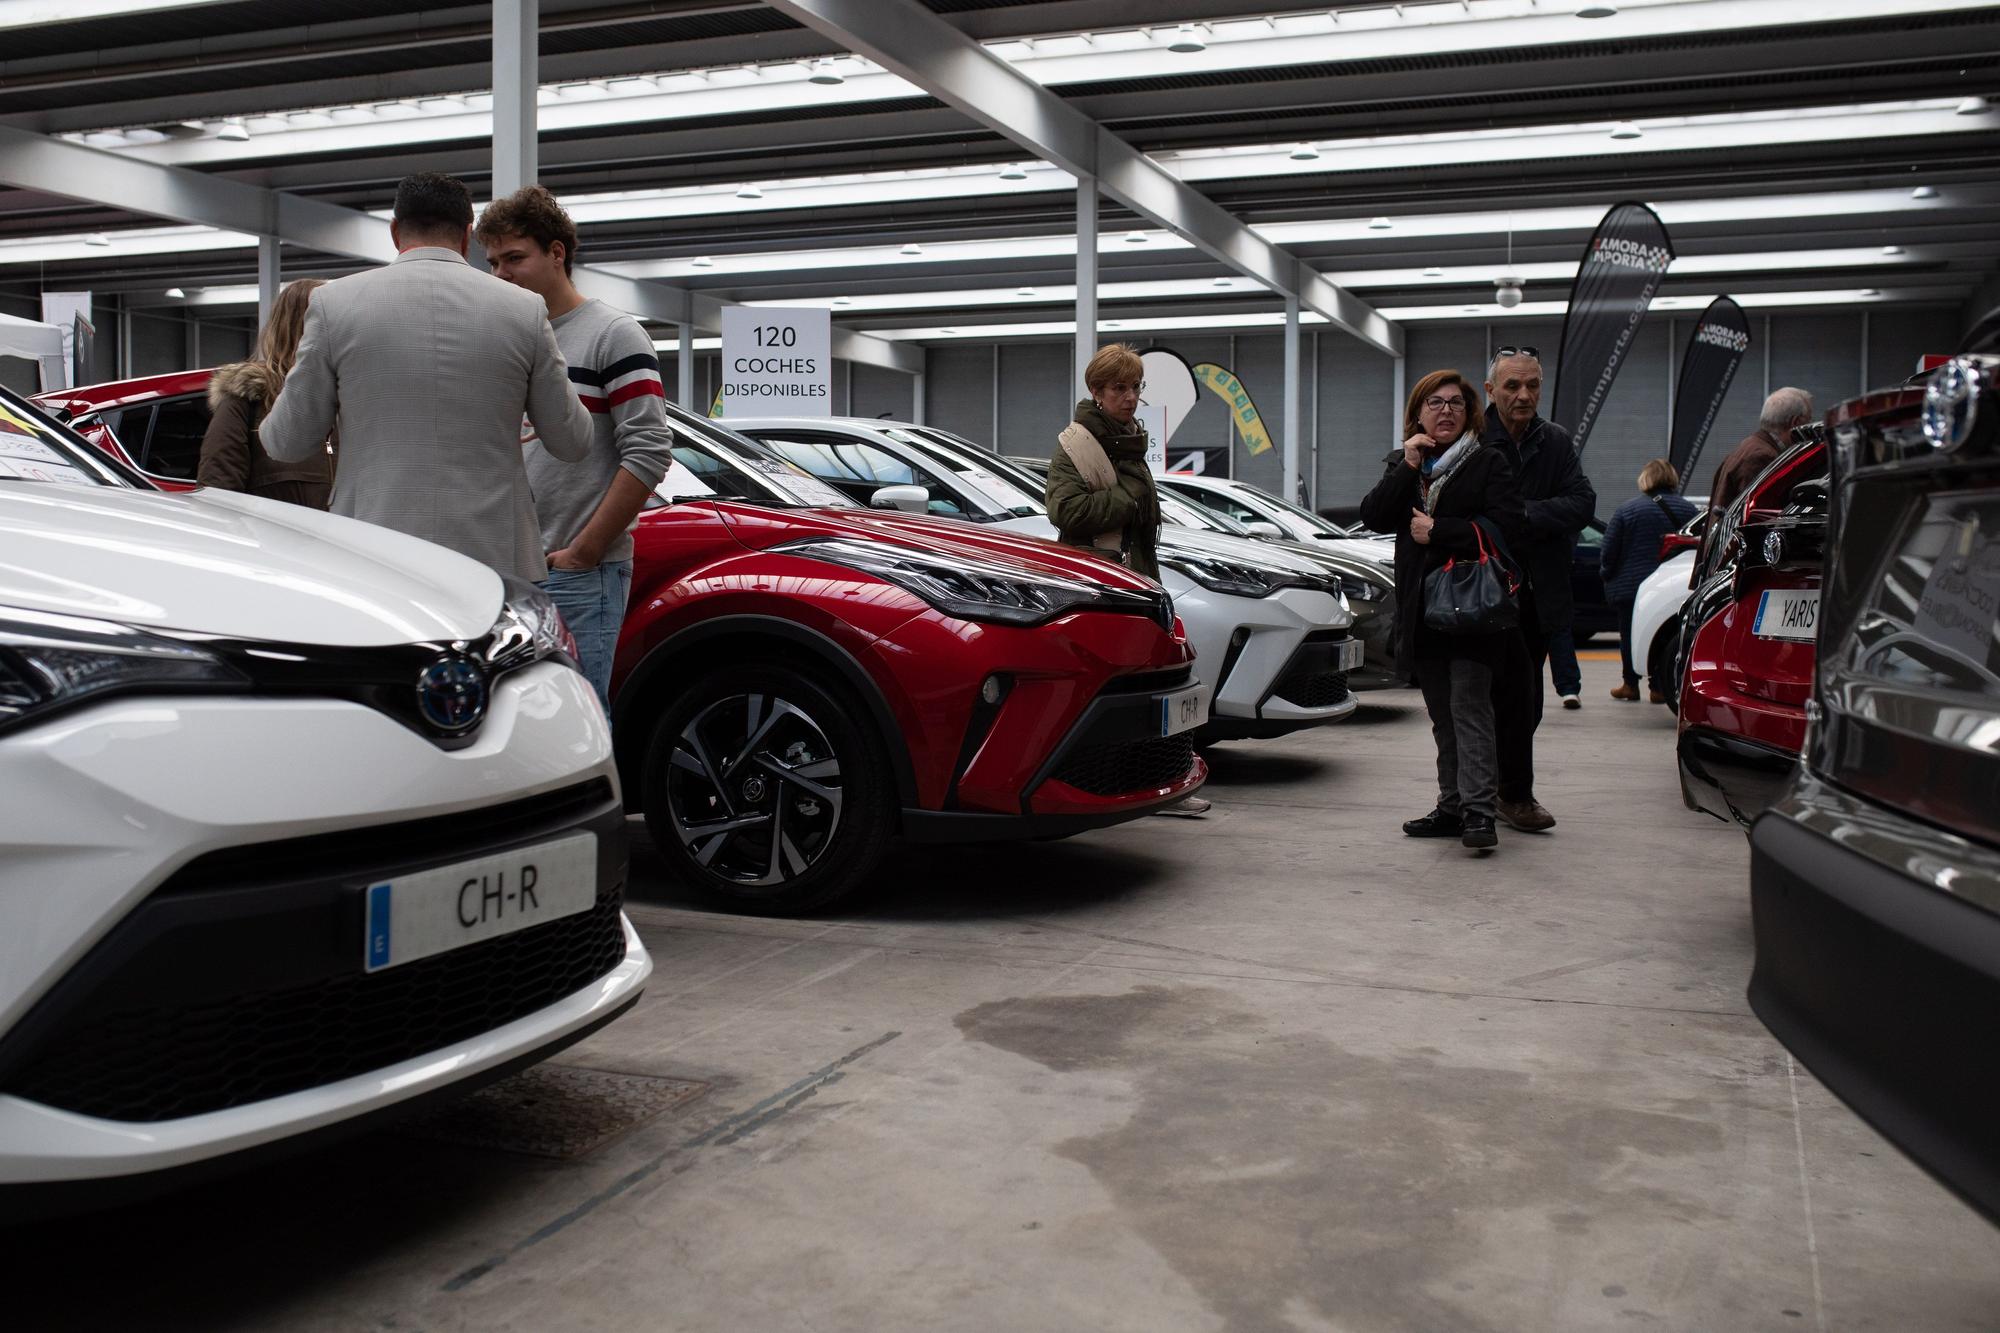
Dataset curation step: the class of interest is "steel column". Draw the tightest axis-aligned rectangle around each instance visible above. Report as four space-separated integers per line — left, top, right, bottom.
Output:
1283 293 1302 503
763 0 1401 357
1075 177 1098 399
676 321 694 408
492 0 538 197
256 235 280 325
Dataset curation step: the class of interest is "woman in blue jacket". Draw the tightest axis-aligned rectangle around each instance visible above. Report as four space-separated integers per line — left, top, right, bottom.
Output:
1600 459 1698 702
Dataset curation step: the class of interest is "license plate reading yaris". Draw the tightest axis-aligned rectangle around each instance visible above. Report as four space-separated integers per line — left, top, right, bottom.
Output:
1160 684 1207 738
1752 588 1820 641
364 832 597 972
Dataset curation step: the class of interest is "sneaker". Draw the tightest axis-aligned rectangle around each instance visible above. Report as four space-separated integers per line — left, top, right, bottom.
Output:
1495 798 1556 832
1402 807 1464 838
1609 683 1639 702
1561 694 1582 710
1155 794 1212 818
1461 812 1498 850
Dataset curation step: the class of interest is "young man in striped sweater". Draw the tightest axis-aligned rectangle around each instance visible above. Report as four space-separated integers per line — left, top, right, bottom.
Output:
479 186 674 710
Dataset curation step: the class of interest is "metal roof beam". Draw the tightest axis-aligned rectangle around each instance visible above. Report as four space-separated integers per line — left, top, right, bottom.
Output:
0 123 922 374
763 0 1401 356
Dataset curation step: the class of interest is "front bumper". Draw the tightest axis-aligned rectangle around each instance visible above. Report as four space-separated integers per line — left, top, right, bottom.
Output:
1203 628 1362 741
1749 777 2000 1225
0 663 651 1188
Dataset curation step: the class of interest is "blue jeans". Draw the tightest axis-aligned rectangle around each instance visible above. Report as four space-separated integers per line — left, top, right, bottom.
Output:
540 559 632 711
1546 624 1582 698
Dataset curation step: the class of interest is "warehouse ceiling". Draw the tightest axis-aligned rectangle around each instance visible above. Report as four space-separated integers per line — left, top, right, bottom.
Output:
2 0 1997 344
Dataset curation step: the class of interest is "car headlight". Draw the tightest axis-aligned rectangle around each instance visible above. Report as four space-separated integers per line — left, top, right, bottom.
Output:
484 576 579 673
775 536 1164 627
1338 575 1386 603
0 607 246 736
1158 551 1303 598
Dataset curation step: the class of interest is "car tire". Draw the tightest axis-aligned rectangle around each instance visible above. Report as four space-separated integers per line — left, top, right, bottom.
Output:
1649 616 1682 715
641 662 895 916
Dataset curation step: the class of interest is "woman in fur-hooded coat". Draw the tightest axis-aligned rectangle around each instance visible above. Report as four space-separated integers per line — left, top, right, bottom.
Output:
197 277 335 508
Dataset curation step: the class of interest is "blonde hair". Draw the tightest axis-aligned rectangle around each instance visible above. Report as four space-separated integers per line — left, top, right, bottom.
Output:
254 278 327 392
1084 342 1144 394
1637 458 1679 494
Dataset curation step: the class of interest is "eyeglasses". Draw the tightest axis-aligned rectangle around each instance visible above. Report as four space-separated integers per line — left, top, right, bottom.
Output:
1423 396 1469 413
1103 381 1146 395
1493 345 1540 359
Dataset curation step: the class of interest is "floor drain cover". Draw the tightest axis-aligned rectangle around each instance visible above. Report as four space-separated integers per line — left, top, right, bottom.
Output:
395 1065 710 1159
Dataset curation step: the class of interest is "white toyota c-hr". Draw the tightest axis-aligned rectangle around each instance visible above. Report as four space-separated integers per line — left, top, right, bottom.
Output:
0 388 651 1209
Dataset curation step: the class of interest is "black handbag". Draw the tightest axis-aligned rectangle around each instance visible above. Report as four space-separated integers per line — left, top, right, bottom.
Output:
1421 519 1521 634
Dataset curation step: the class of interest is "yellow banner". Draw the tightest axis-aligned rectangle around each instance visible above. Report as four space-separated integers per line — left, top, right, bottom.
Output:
709 385 724 419
1193 363 1273 456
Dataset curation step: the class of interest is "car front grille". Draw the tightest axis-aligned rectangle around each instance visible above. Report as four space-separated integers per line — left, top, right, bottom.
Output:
1274 664 1351 710
6 893 628 1123
1050 733 1197 796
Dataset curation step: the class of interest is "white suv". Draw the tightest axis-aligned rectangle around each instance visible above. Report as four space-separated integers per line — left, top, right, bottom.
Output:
0 388 650 1208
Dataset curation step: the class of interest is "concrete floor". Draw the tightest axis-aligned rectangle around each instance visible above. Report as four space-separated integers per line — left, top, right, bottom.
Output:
14 656 2000 1331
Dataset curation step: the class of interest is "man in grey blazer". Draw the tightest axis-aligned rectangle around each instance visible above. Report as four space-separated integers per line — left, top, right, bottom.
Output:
262 172 593 582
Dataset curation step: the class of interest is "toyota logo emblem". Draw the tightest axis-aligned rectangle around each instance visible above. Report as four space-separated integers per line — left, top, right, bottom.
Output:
416 656 488 734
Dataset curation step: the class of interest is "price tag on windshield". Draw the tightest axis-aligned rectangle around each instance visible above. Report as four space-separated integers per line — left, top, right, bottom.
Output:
745 457 851 508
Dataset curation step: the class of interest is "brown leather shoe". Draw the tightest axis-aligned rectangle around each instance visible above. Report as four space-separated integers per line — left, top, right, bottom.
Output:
1609 683 1639 701
1648 688 1667 704
1495 798 1556 832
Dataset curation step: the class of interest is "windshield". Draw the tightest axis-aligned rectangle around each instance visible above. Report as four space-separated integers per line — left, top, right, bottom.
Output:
0 387 135 488
1240 482 1353 537
882 427 1044 517
659 405 856 510
893 427 1056 516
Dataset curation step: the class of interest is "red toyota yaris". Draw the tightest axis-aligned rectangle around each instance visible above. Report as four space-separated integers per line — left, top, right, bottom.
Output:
1676 430 1832 825
35 374 1207 914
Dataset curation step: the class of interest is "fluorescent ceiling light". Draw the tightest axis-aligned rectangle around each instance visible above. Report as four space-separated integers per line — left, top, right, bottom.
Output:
0 223 256 267
738 249 1919 315
865 287 1939 339
595 186 1958 282
75 1 1987 165
0 0 233 28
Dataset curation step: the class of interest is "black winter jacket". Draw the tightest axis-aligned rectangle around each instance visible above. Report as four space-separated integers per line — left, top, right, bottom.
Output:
1359 442 1528 681
1478 406 1595 630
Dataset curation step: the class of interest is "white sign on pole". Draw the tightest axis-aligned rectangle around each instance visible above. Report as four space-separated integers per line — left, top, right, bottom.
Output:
720 306 832 417
1133 403 1169 475
41 292 91 387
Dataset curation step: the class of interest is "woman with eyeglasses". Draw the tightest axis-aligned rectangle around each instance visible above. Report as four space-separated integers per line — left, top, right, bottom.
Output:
1048 343 1212 816
1359 369 1527 851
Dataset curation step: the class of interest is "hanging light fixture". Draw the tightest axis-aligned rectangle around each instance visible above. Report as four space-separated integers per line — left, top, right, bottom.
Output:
1288 143 1321 162
1367 217 1393 231
1123 231 1148 244
1423 266 1445 278
164 287 186 299
1167 24 1206 54
690 255 715 268
1882 245 1905 256
735 183 764 200
900 242 923 256
832 296 853 306
998 163 1029 181
1956 96 1990 115
808 58 846 87
1912 185 1939 199
83 233 112 247
1016 286 1037 296
1576 3 1620 16
1212 277 1234 288
1609 120 1644 140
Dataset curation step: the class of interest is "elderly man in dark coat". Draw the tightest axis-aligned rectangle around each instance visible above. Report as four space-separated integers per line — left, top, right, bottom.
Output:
1479 348 1596 833
1708 386 1814 518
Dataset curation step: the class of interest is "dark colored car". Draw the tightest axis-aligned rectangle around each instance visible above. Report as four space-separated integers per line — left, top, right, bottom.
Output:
1676 431 1831 826
1748 351 2000 1225
1570 518 1620 642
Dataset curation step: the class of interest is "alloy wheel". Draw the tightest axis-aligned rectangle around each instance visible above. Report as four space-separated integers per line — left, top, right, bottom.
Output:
665 692 844 887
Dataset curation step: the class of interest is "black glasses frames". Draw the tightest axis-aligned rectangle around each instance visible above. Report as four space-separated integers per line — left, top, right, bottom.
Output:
1493 344 1540 359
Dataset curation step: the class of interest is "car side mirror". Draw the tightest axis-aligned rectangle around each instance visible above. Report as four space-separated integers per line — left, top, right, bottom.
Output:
1244 520 1284 539
871 484 929 514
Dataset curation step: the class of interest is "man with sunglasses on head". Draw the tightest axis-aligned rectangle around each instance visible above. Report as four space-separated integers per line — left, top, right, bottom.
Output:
1479 346 1596 833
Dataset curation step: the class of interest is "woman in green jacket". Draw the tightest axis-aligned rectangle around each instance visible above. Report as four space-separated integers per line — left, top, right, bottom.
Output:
1045 342 1160 580
1046 343 1210 816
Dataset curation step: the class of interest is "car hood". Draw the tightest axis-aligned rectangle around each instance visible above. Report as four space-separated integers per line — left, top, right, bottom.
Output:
710 502 1166 593
0 484 503 646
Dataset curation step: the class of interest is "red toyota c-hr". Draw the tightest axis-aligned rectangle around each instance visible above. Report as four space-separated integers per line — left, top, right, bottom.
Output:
35 374 1207 914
